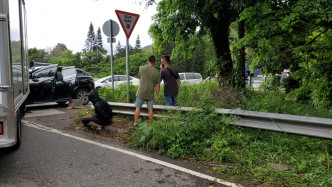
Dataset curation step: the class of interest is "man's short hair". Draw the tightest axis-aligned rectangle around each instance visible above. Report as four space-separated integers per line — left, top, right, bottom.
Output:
161 55 170 63
148 56 156 63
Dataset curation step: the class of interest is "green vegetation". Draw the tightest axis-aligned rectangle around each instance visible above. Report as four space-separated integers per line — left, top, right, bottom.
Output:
130 110 331 186
98 84 138 103
28 1 332 184
28 0 331 109
98 82 332 118
98 83 332 186
148 0 332 107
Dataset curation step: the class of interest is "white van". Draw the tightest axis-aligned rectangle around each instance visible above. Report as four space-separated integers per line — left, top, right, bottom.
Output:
179 73 203 85
0 0 30 150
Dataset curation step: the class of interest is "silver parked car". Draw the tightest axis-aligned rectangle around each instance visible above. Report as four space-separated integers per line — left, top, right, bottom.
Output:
203 76 218 83
179 73 203 84
95 75 140 89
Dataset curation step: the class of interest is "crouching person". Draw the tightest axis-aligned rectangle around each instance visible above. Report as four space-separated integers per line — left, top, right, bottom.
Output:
82 89 113 131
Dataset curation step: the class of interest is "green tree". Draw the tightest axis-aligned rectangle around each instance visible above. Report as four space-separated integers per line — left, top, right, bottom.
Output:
114 52 150 77
95 27 106 54
148 0 253 86
81 50 105 75
50 43 68 57
28 48 48 62
50 50 78 67
115 41 125 58
85 22 96 51
134 35 142 53
238 0 332 106
170 35 217 78
98 51 150 78
114 41 135 58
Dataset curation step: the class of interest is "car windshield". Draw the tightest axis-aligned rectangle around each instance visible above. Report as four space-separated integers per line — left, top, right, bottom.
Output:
62 68 76 77
34 67 57 78
179 74 185 80
76 69 89 76
193 73 201 79
186 74 195 80
102 77 113 83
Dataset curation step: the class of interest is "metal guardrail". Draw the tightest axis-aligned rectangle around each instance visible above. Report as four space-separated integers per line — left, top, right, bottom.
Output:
108 102 332 140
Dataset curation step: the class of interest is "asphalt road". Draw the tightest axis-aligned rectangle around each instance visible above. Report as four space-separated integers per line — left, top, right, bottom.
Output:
0 103 235 186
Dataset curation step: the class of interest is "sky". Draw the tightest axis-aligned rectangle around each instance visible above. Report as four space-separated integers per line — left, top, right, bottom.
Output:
25 0 158 54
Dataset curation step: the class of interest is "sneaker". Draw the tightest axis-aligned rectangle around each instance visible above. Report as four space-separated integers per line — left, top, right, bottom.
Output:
96 126 102 131
131 123 138 130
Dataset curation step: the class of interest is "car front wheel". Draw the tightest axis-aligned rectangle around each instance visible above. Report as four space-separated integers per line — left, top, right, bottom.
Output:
75 88 89 105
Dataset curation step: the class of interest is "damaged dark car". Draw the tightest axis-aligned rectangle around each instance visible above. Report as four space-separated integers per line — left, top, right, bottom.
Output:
28 64 95 105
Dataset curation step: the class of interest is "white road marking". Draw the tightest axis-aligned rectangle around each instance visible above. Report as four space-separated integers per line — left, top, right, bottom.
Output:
25 109 65 118
22 120 242 187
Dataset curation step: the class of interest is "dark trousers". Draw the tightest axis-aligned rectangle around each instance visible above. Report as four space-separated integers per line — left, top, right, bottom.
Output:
82 117 104 129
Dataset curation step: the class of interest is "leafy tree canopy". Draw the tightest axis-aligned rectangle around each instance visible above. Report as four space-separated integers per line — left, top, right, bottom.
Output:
50 43 68 57
28 47 48 62
238 0 332 106
148 0 254 85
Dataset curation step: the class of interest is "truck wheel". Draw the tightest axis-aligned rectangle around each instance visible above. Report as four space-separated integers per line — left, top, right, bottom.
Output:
11 110 22 150
75 88 89 105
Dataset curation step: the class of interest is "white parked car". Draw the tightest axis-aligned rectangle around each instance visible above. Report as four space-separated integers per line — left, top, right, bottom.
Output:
95 75 140 88
203 76 218 83
179 72 203 85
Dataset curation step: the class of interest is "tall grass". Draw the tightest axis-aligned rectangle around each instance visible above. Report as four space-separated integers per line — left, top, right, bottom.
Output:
129 108 332 186
98 82 332 185
98 82 332 118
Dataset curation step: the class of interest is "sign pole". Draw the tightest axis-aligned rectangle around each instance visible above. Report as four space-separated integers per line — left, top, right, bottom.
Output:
115 10 140 103
109 20 114 90
102 19 120 90
126 37 130 103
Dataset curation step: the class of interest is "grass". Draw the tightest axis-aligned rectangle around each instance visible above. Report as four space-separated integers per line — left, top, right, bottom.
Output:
129 110 332 186
95 82 332 186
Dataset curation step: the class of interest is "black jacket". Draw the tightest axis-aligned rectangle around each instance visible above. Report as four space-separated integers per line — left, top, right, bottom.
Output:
88 89 113 125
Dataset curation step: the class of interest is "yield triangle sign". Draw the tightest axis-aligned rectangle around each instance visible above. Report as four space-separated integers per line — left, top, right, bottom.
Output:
115 10 140 39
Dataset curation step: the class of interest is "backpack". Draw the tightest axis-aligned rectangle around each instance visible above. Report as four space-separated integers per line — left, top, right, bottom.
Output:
106 104 113 123
99 100 113 124
166 67 177 79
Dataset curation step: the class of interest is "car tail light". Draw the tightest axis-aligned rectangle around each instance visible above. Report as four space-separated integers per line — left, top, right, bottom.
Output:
90 79 95 84
0 122 3 135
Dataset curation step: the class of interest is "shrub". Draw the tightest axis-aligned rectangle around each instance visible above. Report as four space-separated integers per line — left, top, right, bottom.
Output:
130 110 231 159
98 83 138 103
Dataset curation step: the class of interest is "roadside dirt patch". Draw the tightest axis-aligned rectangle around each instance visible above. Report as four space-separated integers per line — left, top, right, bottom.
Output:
67 107 253 186
69 107 136 146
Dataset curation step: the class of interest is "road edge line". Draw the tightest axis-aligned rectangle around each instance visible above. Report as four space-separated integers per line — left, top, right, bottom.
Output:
23 120 242 187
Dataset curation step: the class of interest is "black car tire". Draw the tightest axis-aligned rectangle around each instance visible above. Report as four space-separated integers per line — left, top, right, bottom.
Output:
75 88 89 105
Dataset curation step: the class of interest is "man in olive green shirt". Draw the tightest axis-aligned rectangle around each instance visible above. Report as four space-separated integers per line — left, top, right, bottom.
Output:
134 56 161 126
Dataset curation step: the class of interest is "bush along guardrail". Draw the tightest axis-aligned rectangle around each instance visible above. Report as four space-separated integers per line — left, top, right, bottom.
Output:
108 102 332 140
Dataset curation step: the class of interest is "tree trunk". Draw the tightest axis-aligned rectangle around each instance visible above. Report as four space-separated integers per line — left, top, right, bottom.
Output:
238 20 246 88
210 19 233 87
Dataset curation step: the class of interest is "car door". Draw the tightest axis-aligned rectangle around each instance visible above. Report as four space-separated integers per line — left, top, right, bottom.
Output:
103 77 113 87
193 73 202 84
113 76 122 87
61 67 77 96
75 69 91 88
179 73 185 83
29 66 58 101
118 75 127 85
185 73 195 84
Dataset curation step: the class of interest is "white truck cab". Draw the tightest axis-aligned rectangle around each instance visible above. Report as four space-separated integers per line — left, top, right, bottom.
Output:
0 0 30 150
